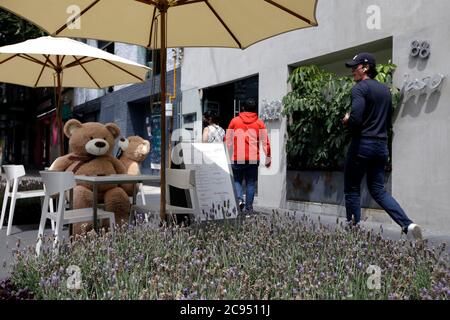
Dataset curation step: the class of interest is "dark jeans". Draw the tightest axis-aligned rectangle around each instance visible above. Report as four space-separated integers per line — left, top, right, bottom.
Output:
232 163 258 211
344 138 413 232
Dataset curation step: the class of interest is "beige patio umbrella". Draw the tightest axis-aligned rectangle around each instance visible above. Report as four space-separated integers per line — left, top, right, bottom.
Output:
0 0 318 221
0 36 150 156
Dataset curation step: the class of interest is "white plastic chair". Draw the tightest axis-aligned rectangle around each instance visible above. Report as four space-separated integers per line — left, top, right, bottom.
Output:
36 171 116 255
0 165 54 236
130 169 199 225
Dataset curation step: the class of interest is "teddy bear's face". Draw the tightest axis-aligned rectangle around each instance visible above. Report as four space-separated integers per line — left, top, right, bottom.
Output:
120 136 150 162
64 119 120 156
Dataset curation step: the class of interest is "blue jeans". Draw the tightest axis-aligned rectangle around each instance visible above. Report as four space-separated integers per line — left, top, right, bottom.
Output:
344 138 413 232
232 163 258 211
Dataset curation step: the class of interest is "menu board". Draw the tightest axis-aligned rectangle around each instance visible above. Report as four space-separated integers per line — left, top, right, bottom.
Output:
180 143 238 221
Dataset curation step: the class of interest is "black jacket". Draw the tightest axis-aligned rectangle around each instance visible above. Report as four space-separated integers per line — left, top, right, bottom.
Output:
348 79 392 139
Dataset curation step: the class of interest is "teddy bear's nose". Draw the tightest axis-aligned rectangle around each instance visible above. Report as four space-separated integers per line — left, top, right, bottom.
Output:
95 141 106 148
120 138 125 142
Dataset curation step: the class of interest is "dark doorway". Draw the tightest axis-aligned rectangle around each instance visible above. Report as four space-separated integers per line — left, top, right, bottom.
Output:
202 75 259 129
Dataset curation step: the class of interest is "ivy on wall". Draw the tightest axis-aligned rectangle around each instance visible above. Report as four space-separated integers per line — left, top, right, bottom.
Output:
282 63 399 170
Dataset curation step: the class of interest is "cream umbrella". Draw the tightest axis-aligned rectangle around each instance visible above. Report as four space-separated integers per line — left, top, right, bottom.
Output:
0 36 150 156
0 0 318 221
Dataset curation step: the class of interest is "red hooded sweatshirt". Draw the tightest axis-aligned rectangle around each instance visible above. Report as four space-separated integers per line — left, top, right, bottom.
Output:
226 112 271 162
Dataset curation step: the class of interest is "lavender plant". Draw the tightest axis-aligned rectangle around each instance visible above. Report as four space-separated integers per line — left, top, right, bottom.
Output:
9 212 450 300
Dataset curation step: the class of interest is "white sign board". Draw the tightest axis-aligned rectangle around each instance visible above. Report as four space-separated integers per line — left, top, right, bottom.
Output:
180 143 238 221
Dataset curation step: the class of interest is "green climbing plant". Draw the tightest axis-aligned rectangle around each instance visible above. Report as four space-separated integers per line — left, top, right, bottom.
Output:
282 63 399 170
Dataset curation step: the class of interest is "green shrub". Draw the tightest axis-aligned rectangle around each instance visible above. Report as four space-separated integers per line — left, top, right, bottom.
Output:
10 213 449 300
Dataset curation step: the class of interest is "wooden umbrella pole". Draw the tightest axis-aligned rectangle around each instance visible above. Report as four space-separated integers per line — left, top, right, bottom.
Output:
159 6 167 223
56 68 64 157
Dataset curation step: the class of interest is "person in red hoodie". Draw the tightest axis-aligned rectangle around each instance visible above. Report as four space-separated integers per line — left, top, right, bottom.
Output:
226 98 271 213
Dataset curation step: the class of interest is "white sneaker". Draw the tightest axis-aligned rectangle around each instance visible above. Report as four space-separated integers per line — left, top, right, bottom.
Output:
407 224 423 241
238 200 245 212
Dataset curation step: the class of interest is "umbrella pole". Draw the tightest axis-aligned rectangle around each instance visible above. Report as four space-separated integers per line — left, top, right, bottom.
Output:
160 8 167 223
56 69 64 157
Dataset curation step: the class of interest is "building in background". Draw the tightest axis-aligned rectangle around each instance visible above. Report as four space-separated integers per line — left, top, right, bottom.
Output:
1 40 182 172
72 42 182 174
180 0 450 233
0 82 65 169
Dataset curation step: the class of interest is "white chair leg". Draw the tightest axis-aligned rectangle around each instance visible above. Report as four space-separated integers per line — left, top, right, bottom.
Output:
0 187 9 231
109 216 115 234
139 183 146 205
0 203 6 232
53 219 63 254
49 198 56 231
6 192 17 236
36 213 48 256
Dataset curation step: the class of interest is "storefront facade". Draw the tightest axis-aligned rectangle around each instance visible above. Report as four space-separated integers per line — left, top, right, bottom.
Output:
180 0 450 233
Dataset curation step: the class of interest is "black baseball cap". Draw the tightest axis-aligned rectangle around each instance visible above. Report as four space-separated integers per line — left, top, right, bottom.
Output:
345 52 376 68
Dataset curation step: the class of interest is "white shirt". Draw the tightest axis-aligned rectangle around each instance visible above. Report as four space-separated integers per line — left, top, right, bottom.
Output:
206 124 225 143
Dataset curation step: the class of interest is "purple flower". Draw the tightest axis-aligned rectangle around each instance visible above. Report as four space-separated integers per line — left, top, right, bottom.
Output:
50 274 59 286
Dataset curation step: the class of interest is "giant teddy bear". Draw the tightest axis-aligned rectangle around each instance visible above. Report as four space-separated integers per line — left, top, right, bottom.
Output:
50 119 130 233
117 135 151 196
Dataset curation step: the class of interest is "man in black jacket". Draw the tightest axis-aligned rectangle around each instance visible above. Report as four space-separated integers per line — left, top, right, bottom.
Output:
342 52 422 240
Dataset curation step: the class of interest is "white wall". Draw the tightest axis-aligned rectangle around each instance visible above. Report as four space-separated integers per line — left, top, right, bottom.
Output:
181 0 450 233
114 43 147 91
181 88 203 142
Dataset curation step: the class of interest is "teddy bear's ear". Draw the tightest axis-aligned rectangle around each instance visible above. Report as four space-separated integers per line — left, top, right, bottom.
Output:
64 119 82 138
105 123 121 139
118 137 129 151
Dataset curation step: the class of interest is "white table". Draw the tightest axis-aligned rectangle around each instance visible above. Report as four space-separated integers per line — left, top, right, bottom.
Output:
74 174 160 230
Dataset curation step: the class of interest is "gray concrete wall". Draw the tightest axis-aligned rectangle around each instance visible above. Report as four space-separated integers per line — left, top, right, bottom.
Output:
181 0 450 233
392 24 450 233
286 170 391 209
